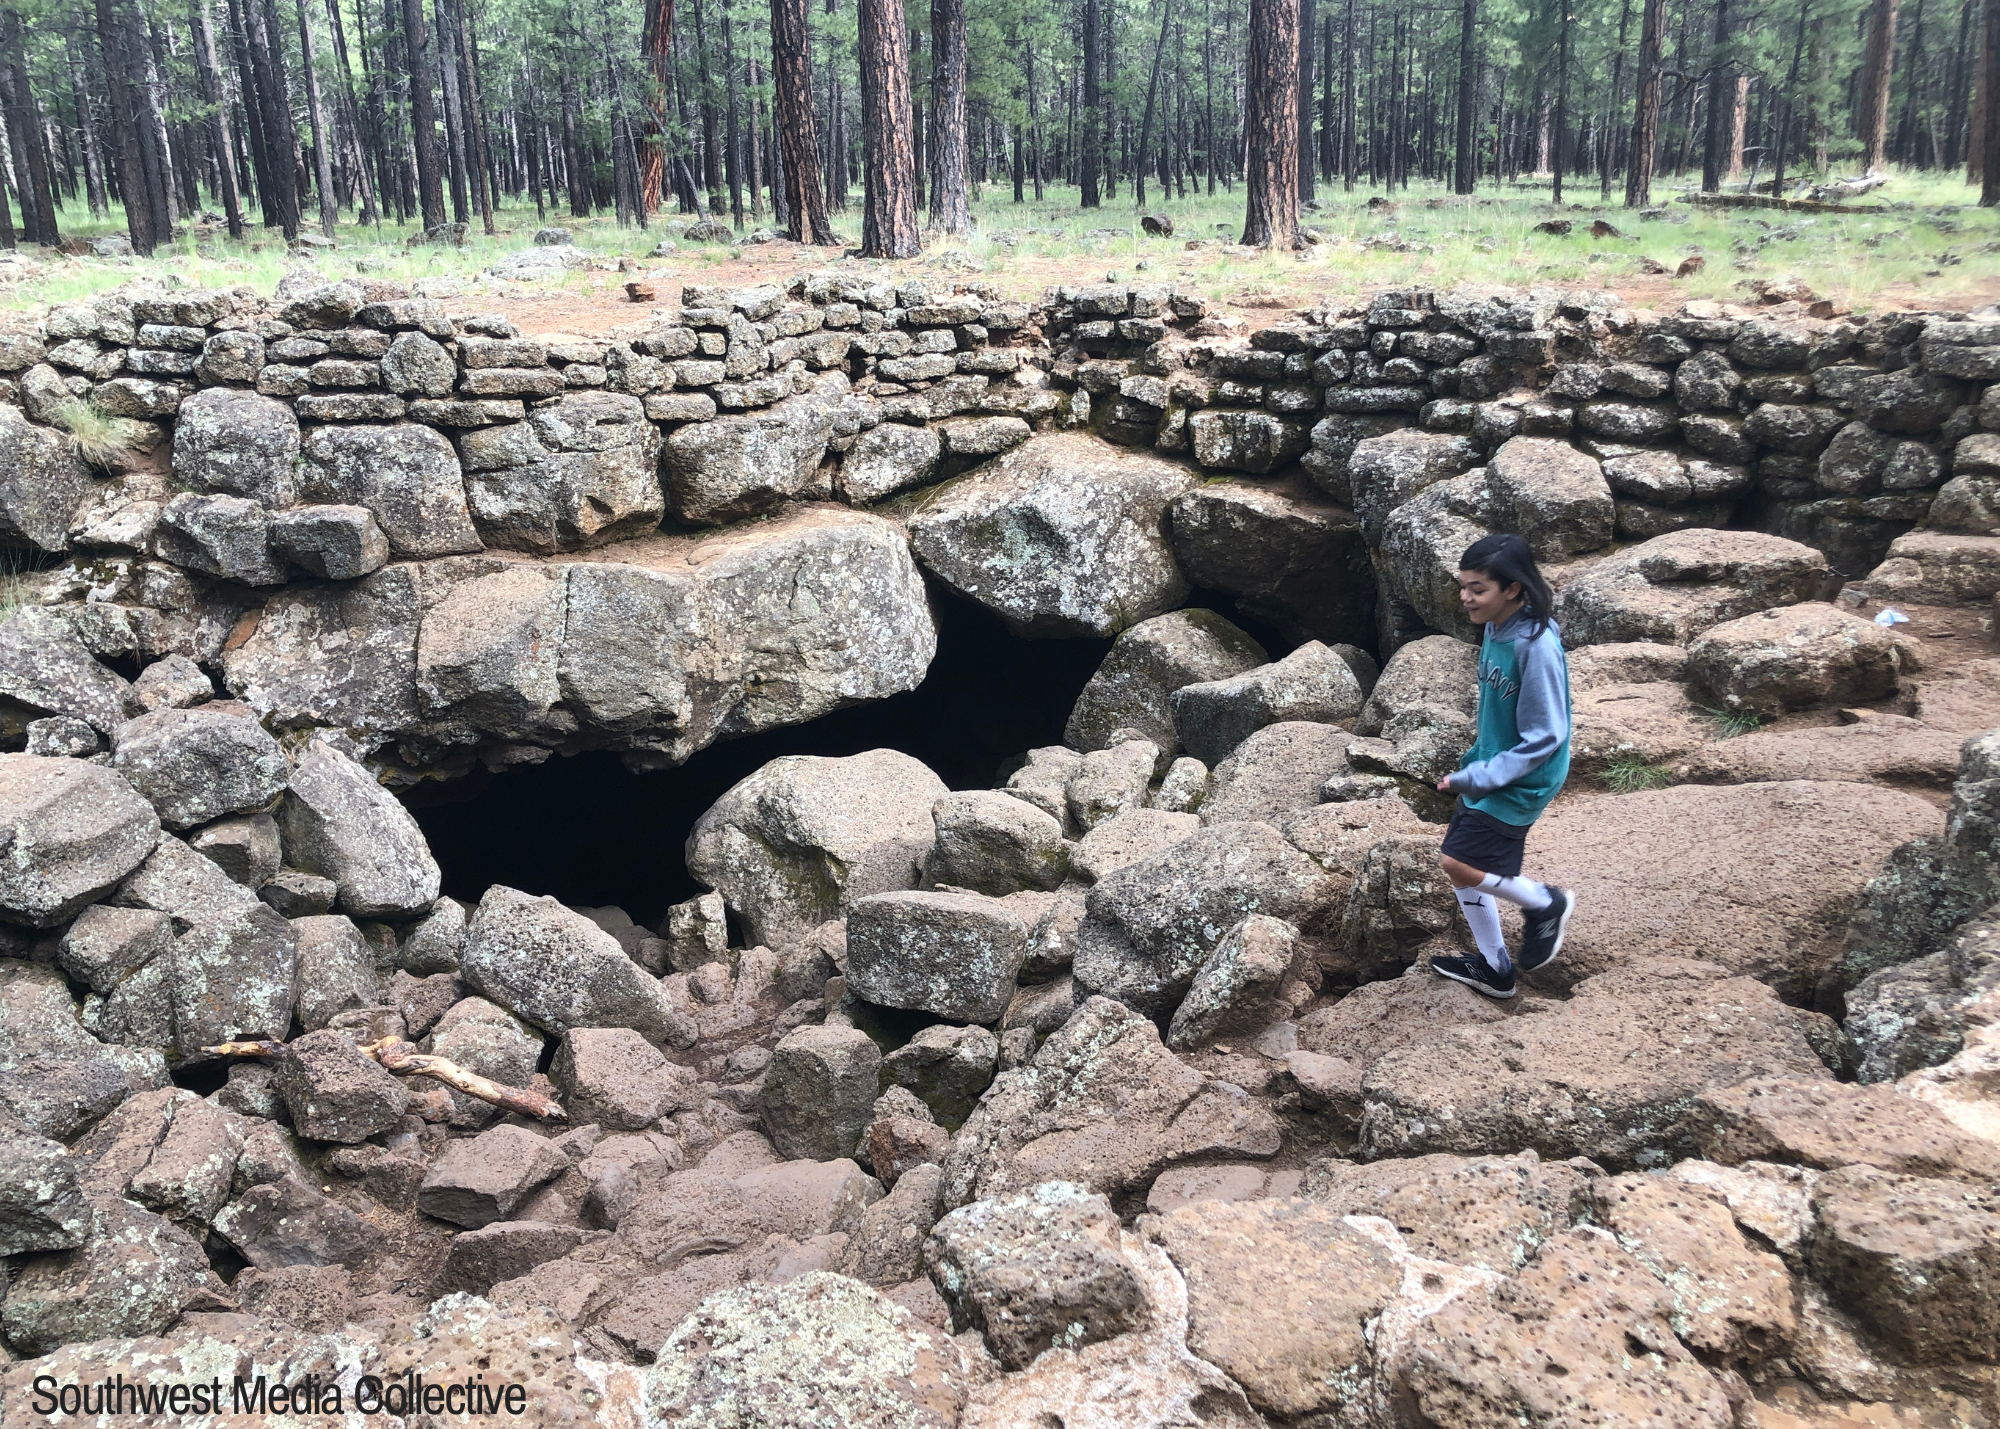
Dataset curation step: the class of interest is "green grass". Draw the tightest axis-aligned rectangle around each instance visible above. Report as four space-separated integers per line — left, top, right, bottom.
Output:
0 546 52 623
1602 754 1676 793
1699 705 1764 738
0 161 1992 317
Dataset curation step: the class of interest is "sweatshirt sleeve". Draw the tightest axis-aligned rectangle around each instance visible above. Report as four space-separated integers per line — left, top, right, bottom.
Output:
1448 631 1570 797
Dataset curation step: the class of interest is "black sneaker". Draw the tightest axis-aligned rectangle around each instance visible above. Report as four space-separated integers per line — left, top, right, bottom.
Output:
1431 953 1517 999
1517 887 1575 974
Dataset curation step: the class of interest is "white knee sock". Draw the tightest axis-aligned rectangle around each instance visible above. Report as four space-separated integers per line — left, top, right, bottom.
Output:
1454 888 1512 973
1480 873 1553 911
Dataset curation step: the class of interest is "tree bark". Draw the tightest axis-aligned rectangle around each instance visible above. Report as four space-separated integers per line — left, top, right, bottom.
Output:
1625 0 1666 205
453 0 493 230
0 8 55 243
94 0 159 252
640 0 673 211
1552 0 1571 199
245 0 300 234
1240 0 1298 245
1079 0 1099 204
1134 0 1173 205
929 0 969 230
404 0 447 228
856 0 918 254
295 0 340 235
723 0 742 225
1857 0 1899 172
434 0 470 223
770 0 834 241
1981 0 1999 201
1453 0 1477 191
1297 0 1315 199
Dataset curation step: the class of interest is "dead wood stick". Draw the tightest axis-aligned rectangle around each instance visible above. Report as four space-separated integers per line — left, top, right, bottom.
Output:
200 1036 566 1121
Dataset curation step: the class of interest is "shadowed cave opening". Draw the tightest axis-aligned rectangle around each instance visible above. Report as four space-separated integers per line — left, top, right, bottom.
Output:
404 586 1304 931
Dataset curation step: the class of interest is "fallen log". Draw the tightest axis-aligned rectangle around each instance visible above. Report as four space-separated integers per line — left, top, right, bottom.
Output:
200 1036 568 1121
1680 192 1890 215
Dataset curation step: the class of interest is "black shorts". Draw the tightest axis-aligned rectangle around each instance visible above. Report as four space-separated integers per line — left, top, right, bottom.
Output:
1439 800 1531 877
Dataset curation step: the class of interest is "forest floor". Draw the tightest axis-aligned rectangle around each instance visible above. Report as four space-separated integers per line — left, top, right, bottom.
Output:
1 166 1996 331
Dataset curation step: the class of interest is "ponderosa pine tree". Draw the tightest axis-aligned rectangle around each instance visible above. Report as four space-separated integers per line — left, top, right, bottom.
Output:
930 0 970 231
1241 0 1298 246
856 0 918 255
771 0 836 241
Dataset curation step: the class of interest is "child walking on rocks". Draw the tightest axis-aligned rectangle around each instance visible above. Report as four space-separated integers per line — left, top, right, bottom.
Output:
1430 533 1576 1000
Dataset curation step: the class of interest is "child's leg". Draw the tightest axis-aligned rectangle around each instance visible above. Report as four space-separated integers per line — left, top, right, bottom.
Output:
1478 872 1552 911
1440 855 1510 972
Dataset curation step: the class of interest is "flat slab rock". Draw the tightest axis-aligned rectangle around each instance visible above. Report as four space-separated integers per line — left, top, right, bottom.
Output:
1529 780 1944 1004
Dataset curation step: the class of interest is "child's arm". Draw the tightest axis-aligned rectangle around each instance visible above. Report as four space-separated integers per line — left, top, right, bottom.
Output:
1443 635 1570 795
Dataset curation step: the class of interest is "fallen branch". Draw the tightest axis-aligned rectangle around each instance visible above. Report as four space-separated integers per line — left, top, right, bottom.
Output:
200 1036 567 1121
1680 192 1889 214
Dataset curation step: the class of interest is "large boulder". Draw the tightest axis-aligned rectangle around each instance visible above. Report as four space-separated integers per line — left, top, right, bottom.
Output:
1305 1150 1592 1273
1074 821 1336 1017
761 1024 884 1161
1063 609 1268 755
1554 528 1827 646
642 1273 965 1427
0 755 160 926
660 392 837 524
222 565 422 739
1170 642 1364 764
0 1195 218 1355
943 996 1282 1209
838 421 942 504
460 886 695 1048
558 508 938 768
162 903 299 1064
1485 436 1616 559
458 391 664 552
414 564 566 738
110 705 288 831
1377 470 1493 635
276 743 440 919
299 423 482 558
685 749 948 948
846 890 1030 1024
1356 633 1479 736
925 1181 1149 1369
0 608 140 736
1199 721 1355 825
1358 963 1834 1167
1166 480 1377 647
1862 530 2000 607
1687 603 1902 715
922 791 1070 895
1347 428 1482 542
907 432 1200 637
0 406 92 552
1530 780 1942 1003
171 387 301 507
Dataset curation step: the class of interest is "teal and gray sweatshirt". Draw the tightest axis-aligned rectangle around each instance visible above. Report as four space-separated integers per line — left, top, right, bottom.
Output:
1448 608 1573 826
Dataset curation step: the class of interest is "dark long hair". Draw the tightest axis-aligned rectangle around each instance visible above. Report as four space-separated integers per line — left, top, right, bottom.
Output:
1459 533 1556 640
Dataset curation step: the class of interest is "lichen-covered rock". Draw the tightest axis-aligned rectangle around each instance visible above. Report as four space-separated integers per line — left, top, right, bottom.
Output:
923 790 1070 895
908 432 1200 637
1862 529 2000 606
418 1123 569 1228
1305 1150 1591 1272
0 754 160 926
0 1109 92 1253
1074 821 1336 1018
762 1023 884 1161
1485 436 1616 559
0 1194 218 1355
643 1272 966 1427
943 996 1282 1208
272 1026 412 1143
0 608 141 736
277 742 440 919
686 749 948 949
1164 913 1300 1050
839 421 943 503
1553 527 1827 645
1347 428 1482 542
460 391 665 552
1199 721 1354 826
110 704 288 831
428 995 544 1129
883 1024 999 1125
460 885 695 1047
1064 609 1268 756
170 386 301 508
0 405 97 551
414 563 567 738
153 492 285 585
552 1025 694 1130
268 504 390 581
847 891 1029 1025
1169 641 1364 764
1357 633 1479 735
925 1181 1150 1369
1166 480 1376 647
222 564 423 738
1377 470 1492 635
661 391 838 524
1689 1075 2000 1181
299 421 482 558
1687 603 1901 715
290 913 381 1031
164 903 299 1064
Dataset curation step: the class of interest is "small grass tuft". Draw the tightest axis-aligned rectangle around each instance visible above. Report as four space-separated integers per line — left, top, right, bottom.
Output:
1700 705 1764 738
0 546 52 622
49 397 138 471
1603 754 1676 793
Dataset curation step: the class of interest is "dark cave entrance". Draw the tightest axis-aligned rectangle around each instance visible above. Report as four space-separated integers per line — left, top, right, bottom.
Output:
403 587 1300 930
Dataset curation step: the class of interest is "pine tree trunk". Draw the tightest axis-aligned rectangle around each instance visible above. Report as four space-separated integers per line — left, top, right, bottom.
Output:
294 0 339 234
94 0 158 251
1601 0 1629 196
1858 0 1898 171
451 0 493 230
1625 0 1666 204
246 0 300 233
770 0 834 241
929 0 968 230
856 0 918 255
1553 0 1571 199
1079 0 1099 204
723 1 743 225
1981 0 1999 200
1240 0 1297 245
0 8 56 243
1297 0 1315 198
640 0 673 211
1133 0 1172 207
191 2 245 236
434 0 470 222
403 0 446 226
1452 0 1476 191
1701 0 1731 190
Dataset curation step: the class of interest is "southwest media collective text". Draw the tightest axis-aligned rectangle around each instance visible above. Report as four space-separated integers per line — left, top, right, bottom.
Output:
28 1370 530 1417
